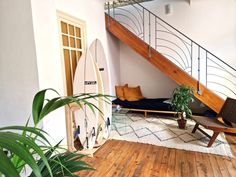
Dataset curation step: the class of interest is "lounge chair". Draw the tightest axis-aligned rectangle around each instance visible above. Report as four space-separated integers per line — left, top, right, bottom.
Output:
191 97 236 147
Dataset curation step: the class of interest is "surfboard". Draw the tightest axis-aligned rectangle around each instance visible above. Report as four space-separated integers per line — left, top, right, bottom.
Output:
89 39 111 141
73 49 99 150
94 62 106 144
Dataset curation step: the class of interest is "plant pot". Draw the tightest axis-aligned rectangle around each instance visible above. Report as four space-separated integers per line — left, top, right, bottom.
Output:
177 118 187 129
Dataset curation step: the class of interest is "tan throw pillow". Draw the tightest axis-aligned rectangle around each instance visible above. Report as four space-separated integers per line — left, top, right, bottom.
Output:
115 84 128 101
124 86 144 101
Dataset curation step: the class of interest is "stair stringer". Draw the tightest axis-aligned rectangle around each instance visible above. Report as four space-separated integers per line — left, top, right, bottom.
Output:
105 14 224 113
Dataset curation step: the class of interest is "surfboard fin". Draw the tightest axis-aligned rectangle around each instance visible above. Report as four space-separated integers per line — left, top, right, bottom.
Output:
86 137 89 149
107 117 111 127
73 126 80 139
92 127 96 137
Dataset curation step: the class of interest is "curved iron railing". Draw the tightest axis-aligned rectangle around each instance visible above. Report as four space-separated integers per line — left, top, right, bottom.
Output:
106 0 236 99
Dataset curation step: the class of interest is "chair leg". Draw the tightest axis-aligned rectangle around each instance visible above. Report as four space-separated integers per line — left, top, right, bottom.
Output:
207 132 220 147
144 111 147 118
192 123 199 133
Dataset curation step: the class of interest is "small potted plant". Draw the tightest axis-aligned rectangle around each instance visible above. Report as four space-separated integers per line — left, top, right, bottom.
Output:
171 85 194 129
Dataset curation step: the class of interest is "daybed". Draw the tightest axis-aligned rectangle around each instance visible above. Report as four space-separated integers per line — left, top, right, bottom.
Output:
113 84 215 117
112 98 176 117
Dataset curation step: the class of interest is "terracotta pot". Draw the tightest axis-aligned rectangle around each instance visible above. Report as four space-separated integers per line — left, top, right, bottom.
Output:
177 118 187 129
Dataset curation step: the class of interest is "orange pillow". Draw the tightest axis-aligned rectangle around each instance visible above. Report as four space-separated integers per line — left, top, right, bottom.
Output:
124 86 144 101
115 84 128 101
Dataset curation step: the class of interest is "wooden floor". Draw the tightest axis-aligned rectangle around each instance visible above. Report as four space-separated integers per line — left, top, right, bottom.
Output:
77 134 236 177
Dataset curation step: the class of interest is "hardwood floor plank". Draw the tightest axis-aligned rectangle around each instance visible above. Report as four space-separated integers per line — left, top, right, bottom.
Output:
185 151 198 177
123 143 146 177
139 145 156 177
166 148 176 177
97 141 134 176
208 155 222 177
149 146 165 176
174 149 194 177
195 152 215 177
158 148 170 177
132 144 152 177
110 142 138 177
223 157 236 177
215 156 231 177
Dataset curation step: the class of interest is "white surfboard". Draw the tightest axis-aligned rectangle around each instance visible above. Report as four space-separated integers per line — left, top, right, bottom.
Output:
94 62 106 144
89 39 111 140
73 49 99 150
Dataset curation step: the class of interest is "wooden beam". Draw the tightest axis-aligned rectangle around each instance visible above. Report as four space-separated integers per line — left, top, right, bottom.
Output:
105 14 224 113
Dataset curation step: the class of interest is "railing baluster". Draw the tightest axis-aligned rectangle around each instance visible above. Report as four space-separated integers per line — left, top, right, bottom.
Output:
108 2 110 27
206 52 208 87
155 17 157 50
143 7 145 41
113 2 115 19
148 11 151 58
197 46 201 95
191 41 193 76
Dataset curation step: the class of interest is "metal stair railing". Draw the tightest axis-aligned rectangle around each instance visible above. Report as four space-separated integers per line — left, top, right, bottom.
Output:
105 0 236 99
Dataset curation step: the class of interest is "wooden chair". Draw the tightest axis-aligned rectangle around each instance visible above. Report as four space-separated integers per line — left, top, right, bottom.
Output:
191 97 236 147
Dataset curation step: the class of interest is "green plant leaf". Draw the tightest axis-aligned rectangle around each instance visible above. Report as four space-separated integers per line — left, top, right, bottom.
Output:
0 132 52 177
39 98 72 120
0 134 42 177
32 89 48 125
34 141 63 175
171 85 194 118
36 148 93 177
0 149 20 177
0 126 51 145
32 89 60 125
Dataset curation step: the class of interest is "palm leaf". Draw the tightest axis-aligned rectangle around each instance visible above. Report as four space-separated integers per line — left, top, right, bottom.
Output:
1 125 51 173
33 89 112 124
0 126 50 145
47 152 94 177
0 149 20 177
39 98 72 120
0 132 52 177
37 149 93 176
32 89 60 125
0 134 42 177
32 142 92 177
32 89 48 125
34 141 63 175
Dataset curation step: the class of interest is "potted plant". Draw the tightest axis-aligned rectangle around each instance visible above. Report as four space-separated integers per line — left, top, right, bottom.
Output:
171 85 194 129
0 89 110 177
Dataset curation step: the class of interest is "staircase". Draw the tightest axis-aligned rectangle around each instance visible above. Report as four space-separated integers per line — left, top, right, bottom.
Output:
105 0 236 113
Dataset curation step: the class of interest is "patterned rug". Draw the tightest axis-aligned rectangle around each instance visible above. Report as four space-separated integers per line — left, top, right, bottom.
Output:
110 110 233 157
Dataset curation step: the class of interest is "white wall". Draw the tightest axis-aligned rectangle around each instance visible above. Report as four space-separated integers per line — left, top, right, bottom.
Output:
142 0 236 67
120 42 177 98
107 33 121 95
31 0 119 145
0 0 39 126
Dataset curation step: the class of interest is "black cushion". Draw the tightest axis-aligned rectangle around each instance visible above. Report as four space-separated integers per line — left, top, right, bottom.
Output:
112 98 172 111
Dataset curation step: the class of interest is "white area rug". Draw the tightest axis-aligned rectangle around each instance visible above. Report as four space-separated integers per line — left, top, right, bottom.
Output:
110 111 234 157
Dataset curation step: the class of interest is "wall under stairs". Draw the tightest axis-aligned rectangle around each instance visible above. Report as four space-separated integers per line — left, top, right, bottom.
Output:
105 15 224 113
